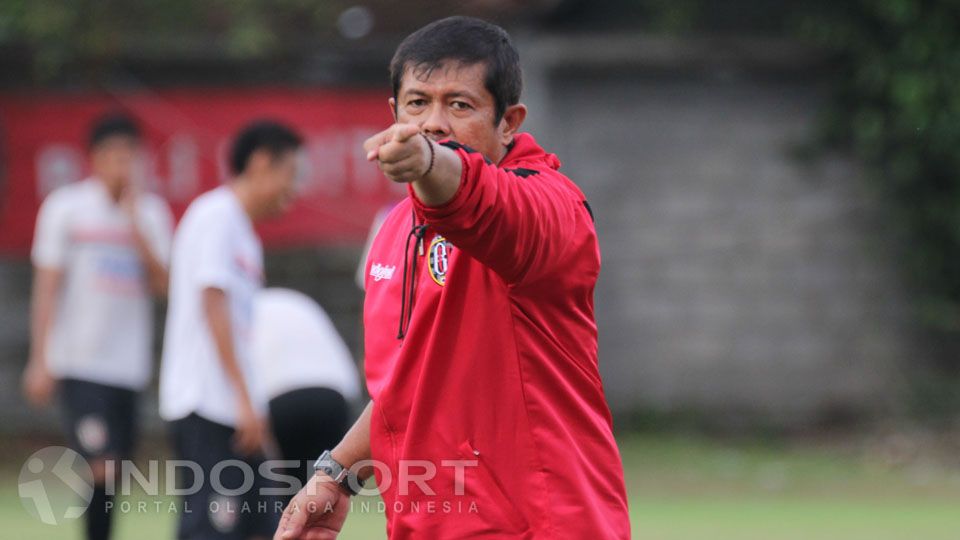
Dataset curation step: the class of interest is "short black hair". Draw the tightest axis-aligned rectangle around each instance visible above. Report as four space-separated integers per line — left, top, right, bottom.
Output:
88 113 141 149
229 120 303 176
389 16 522 124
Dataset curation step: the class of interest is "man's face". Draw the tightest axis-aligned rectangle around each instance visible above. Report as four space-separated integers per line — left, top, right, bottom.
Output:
253 150 299 218
90 135 139 194
393 61 509 163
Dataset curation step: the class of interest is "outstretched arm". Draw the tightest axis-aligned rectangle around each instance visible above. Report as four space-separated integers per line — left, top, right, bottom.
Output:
364 123 585 285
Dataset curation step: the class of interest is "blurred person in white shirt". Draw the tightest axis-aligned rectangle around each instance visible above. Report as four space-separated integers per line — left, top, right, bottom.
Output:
22 112 173 540
159 120 302 540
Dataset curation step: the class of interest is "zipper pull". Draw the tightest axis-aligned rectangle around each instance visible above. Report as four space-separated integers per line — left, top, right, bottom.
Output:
415 225 427 256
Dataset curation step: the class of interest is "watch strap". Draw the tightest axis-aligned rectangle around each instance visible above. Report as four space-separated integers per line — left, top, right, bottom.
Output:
313 450 360 496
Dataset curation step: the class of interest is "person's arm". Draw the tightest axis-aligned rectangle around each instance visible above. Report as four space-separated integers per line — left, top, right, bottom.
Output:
365 123 584 285
23 266 62 406
122 190 170 297
331 400 374 481
133 225 170 296
24 191 70 407
203 287 263 455
130 225 168 296
275 401 373 539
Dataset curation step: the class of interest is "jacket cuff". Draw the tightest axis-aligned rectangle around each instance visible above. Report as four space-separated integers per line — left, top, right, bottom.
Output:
408 146 472 222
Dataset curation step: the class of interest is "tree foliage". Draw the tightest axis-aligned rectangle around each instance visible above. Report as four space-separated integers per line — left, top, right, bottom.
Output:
803 1 960 331
0 0 346 81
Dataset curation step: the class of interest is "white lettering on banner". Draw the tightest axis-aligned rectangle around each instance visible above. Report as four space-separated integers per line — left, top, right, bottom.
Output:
305 133 348 197
350 127 382 195
166 134 199 202
35 145 83 197
132 149 160 194
215 138 231 186
33 127 393 201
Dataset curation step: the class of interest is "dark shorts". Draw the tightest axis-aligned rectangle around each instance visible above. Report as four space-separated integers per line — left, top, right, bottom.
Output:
59 378 138 461
169 413 282 540
268 387 350 492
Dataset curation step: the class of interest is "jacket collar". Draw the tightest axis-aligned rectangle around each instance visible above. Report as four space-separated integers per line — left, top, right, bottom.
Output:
500 133 561 171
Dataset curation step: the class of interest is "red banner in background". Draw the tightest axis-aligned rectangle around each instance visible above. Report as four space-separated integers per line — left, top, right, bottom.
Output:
0 87 403 256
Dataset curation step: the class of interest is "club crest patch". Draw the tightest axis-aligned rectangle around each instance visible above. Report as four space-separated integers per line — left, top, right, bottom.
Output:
428 235 453 286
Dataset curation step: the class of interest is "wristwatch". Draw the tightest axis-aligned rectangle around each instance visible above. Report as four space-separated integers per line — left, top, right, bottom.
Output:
313 450 360 496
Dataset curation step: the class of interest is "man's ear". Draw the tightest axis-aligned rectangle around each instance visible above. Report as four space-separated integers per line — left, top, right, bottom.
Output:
499 103 527 146
388 98 398 123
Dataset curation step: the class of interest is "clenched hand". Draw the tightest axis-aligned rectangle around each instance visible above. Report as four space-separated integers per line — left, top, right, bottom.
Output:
364 123 433 184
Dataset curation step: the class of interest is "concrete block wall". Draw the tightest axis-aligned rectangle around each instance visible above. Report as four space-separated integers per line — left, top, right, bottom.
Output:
535 69 914 426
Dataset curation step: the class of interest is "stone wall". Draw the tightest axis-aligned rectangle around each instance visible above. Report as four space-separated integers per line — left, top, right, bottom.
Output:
533 66 913 427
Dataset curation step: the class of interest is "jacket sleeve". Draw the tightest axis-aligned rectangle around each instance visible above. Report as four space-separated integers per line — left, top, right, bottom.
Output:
410 144 586 285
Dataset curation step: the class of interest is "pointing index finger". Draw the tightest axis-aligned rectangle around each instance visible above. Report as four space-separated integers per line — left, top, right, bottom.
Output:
392 123 421 143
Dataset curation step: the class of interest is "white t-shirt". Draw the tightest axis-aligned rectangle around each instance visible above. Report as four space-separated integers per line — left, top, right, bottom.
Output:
251 288 361 404
31 178 173 390
159 186 264 426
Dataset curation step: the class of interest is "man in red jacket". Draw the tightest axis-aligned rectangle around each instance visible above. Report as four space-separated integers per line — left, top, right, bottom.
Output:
277 16 630 539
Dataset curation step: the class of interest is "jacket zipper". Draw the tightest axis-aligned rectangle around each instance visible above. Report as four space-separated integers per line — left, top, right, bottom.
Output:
397 209 427 340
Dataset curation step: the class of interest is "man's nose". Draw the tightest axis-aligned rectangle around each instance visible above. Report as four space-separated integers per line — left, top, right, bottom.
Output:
421 104 451 139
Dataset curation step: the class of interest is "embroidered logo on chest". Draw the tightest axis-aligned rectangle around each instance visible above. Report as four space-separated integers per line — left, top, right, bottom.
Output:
428 235 453 286
370 263 397 282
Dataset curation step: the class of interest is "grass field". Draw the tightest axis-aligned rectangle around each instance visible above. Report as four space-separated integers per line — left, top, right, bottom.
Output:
3 433 960 539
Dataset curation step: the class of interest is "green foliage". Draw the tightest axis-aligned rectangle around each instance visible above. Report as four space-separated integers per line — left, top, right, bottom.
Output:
643 0 703 33
804 1 960 332
0 0 344 81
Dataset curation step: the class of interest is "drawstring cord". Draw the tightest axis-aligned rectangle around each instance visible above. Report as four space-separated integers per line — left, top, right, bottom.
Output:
398 211 428 340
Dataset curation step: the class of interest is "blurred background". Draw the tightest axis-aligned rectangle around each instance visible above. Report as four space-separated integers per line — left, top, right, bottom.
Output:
2 0 960 538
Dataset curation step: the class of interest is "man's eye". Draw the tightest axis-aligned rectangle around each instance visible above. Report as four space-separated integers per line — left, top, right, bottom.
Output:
451 101 472 111
408 99 426 107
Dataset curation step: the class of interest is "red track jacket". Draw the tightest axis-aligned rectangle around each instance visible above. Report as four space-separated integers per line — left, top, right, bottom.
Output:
362 133 631 539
